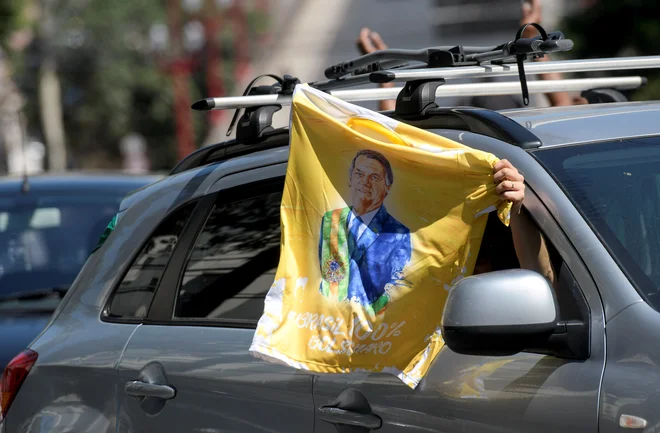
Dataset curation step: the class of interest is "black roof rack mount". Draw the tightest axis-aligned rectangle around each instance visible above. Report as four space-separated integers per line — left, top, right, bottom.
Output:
323 28 570 80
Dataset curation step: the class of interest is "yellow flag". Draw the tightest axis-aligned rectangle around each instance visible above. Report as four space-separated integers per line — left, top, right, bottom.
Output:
249 84 512 388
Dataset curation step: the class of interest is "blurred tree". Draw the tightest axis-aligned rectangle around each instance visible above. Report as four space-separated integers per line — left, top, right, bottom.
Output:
0 0 28 174
16 0 183 170
562 0 660 100
13 0 272 171
38 0 67 171
0 0 26 46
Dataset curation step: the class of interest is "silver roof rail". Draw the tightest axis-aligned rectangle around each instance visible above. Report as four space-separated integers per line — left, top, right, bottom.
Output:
368 55 660 84
192 75 646 111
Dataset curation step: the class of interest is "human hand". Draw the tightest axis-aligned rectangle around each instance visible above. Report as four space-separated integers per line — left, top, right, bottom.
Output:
356 27 388 55
493 159 526 214
356 27 396 111
520 0 542 38
521 0 542 25
572 96 589 105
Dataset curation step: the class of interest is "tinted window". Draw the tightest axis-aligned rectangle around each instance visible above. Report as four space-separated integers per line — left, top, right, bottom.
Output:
535 137 660 310
174 189 282 322
105 202 196 319
0 195 124 299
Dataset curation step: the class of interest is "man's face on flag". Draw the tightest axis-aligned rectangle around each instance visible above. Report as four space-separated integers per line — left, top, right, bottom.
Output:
349 155 390 213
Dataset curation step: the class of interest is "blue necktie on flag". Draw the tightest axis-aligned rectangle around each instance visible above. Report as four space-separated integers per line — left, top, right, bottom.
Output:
348 214 362 256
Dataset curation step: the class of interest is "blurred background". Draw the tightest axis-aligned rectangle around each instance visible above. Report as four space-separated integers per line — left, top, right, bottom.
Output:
0 0 658 175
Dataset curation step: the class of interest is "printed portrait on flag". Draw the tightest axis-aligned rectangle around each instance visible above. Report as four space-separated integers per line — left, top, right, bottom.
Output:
318 149 412 316
250 84 513 389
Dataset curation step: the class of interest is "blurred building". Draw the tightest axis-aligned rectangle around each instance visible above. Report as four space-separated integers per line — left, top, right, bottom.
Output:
432 0 580 37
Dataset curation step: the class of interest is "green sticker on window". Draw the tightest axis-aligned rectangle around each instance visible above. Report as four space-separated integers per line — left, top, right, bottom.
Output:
92 213 119 253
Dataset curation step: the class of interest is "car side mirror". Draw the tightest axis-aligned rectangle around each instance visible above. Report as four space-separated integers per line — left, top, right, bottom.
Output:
440 269 558 356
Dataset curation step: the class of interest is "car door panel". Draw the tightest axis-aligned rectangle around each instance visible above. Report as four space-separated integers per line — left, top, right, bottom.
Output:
117 325 314 433
116 171 314 432
312 187 605 433
314 349 601 433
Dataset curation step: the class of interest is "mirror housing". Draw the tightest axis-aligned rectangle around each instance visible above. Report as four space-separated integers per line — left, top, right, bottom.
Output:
441 269 558 356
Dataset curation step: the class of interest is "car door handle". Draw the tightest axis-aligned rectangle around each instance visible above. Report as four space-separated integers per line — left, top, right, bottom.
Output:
124 381 176 400
319 407 382 429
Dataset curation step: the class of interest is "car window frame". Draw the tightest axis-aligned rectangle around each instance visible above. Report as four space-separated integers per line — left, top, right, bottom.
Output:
100 198 208 325
523 186 594 307
520 183 605 358
144 175 286 329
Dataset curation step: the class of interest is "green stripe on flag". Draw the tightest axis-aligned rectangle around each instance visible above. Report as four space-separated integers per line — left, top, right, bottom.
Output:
336 207 351 301
320 210 334 297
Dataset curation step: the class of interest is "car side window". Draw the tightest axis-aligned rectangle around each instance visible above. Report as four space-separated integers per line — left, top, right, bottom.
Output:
173 186 283 323
103 201 197 320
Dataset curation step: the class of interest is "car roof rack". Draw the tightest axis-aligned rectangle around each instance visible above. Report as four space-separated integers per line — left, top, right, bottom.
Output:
190 24 660 149
322 27 571 79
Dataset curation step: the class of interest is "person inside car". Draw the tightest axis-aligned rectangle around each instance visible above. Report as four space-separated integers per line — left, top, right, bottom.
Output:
483 159 556 288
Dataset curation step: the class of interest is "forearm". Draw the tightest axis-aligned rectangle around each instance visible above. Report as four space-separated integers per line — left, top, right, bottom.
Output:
379 82 396 112
510 207 556 287
536 55 575 107
519 8 575 107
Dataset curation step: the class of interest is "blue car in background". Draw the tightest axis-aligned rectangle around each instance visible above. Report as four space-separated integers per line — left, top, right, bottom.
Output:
0 172 160 371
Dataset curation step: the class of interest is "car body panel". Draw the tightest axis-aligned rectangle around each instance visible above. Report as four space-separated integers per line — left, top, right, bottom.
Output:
599 300 660 433
0 314 50 371
3 314 137 433
500 101 660 147
206 156 289 194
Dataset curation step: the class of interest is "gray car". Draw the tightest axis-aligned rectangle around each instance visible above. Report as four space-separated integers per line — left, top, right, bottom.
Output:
1 99 659 433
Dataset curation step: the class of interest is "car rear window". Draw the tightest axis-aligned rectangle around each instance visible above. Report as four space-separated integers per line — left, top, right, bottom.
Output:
534 136 660 310
0 195 123 297
104 201 197 320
